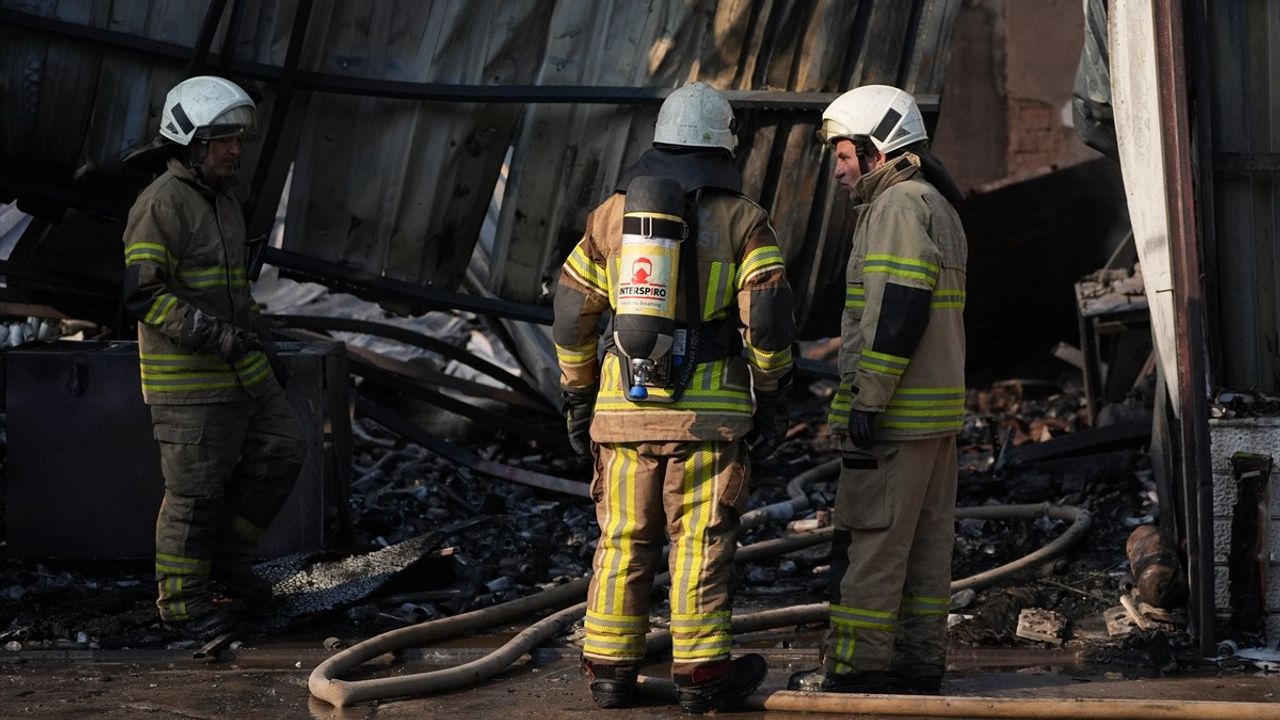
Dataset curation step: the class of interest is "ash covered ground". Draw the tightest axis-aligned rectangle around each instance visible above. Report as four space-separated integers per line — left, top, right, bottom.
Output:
0 372 1235 675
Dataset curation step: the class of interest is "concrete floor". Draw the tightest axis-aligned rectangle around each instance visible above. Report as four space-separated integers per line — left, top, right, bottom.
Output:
0 643 1275 719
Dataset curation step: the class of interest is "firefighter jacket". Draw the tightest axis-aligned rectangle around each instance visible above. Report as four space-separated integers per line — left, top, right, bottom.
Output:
122 157 277 405
828 153 967 441
553 184 794 444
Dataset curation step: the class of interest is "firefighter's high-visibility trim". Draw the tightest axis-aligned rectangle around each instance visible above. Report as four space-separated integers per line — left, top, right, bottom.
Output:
880 414 964 431
144 294 179 325
858 349 910 376
846 286 866 309
900 594 950 617
704 261 735 319
179 265 248 289
831 603 898 626
555 341 597 367
864 254 939 286
229 515 266 543
737 246 785 288
669 611 732 633
565 245 609 295
828 386 852 426
672 444 716 616
235 352 272 386
582 635 647 661
931 289 966 309
672 635 733 662
596 355 752 413
156 552 211 573
585 610 650 633
744 343 793 372
125 242 175 267
588 446 642 620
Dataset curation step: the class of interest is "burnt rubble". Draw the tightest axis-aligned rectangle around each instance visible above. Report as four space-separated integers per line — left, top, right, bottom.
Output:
0 373 1214 675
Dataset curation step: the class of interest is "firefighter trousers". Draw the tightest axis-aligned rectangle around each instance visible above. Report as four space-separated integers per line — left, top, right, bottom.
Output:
583 440 748 674
822 434 957 674
150 388 305 621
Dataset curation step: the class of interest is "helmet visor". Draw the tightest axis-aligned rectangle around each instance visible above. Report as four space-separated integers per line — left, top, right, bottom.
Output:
195 105 256 141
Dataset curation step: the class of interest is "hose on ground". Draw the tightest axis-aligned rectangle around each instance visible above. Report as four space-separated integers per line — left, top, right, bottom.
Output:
310 500 1090 707
633 677 1277 720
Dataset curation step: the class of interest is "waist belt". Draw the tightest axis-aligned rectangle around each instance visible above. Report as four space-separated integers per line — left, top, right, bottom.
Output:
602 318 742 366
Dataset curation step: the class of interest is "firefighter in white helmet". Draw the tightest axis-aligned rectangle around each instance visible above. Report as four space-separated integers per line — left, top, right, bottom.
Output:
788 85 967 695
121 76 304 640
553 81 794 713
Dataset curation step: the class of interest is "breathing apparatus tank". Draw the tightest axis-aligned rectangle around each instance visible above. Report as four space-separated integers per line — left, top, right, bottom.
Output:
613 176 688 402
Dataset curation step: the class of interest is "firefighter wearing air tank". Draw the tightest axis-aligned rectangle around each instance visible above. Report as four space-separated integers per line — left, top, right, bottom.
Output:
121 76 305 641
553 82 794 714
789 85 968 696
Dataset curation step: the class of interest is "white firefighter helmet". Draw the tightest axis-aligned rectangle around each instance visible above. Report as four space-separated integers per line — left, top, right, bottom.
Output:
653 82 737 153
817 84 926 155
159 76 256 146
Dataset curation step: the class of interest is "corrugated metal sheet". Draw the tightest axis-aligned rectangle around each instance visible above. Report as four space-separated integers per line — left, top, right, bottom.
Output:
490 0 961 336
0 0 960 339
1199 0 1280 391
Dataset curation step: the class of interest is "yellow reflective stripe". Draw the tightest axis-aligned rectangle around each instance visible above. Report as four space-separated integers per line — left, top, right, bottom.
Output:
585 610 649 633
858 349 909 376
744 343 792 372
880 416 964 430
736 246 784 289
582 636 646 660
143 376 243 392
595 356 753 413
156 552 211 573
140 352 226 365
229 515 265 543
831 603 898 630
846 286 866 309
555 342 597 366
594 395 753 413
901 594 951 617
828 385 852 425
932 289 966 309
592 446 640 617
565 246 609 295
864 254 939 286
672 444 716 616
672 636 733 661
179 266 248 289
704 260 726 319
144 294 178 325
125 242 174 267
669 611 732 632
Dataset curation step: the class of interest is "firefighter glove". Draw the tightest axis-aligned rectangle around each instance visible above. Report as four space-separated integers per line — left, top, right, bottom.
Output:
214 323 263 363
848 409 878 450
749 373 792 462
562 384 597 457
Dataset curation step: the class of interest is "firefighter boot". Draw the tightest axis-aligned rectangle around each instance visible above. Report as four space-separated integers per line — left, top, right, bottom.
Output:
163 607 242 642
787 667 890 693
213 565 274 609
581 657 638 709
673 654 768 714
886 664 944 694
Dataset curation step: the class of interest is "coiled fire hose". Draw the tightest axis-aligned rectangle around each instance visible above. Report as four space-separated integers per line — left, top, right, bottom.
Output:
310 458 1117 711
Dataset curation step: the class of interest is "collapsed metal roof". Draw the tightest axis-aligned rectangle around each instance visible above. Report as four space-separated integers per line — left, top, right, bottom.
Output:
0 0 960 339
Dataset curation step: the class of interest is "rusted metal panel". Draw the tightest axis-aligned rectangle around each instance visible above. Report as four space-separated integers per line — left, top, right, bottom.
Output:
491 0 961 339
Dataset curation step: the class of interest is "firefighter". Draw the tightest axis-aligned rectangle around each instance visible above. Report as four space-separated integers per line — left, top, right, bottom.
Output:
121 76 305 640
788 85 967 695
554 82 795 713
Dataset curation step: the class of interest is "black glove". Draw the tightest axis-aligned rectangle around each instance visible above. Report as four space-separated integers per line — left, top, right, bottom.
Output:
562 385 598 457
748 373 792 462
214 323 263 363
848 409 879 449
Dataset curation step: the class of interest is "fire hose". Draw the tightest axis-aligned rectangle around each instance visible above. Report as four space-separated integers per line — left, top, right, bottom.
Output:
310 458 1105 710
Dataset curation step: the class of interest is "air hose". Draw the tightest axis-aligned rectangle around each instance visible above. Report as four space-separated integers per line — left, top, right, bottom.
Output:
310 492 1092 707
